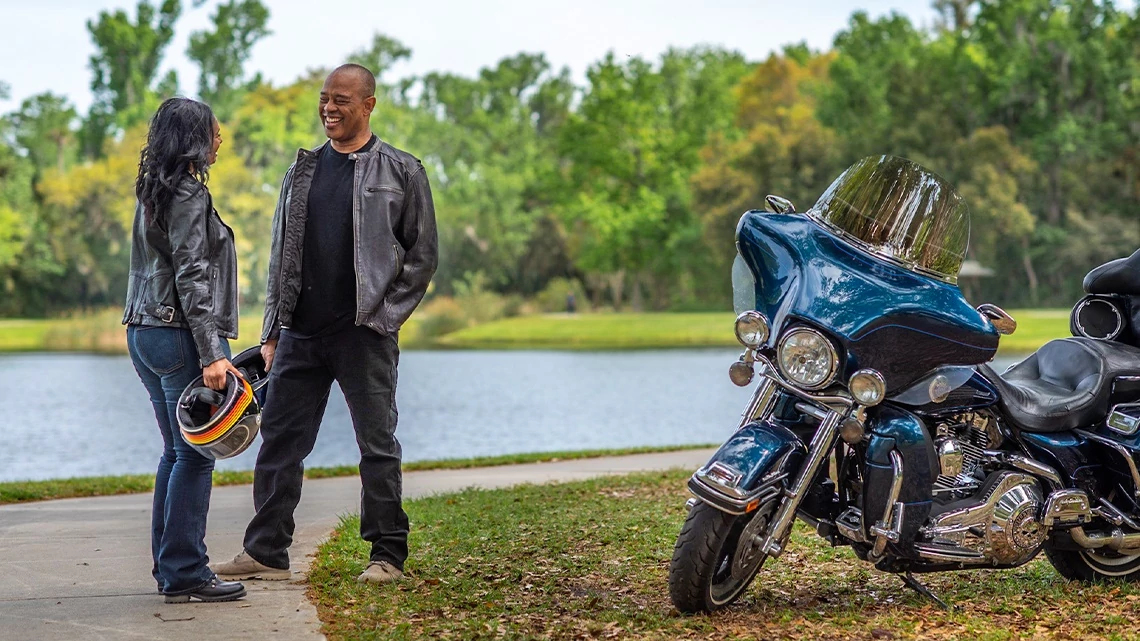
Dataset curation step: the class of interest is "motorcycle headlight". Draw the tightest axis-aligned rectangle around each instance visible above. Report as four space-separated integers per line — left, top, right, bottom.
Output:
734 311 770 348
777 327 839 390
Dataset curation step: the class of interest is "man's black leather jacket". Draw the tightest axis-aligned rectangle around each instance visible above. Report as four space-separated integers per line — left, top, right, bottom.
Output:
122 175 239 367
261 138 438 342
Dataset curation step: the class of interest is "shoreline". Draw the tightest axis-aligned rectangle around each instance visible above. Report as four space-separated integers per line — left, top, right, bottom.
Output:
0 444 716 505
0 308 1069 354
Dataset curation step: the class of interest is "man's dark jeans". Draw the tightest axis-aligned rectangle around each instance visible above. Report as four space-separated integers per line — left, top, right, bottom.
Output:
243 324 408 570
127 325 230 593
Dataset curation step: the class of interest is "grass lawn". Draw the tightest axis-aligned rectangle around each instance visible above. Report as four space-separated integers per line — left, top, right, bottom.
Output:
437 309 1069 353
0 444 711 505
0 309 422 353
435 312 738 350
0 309 266 354
309 469 1140 640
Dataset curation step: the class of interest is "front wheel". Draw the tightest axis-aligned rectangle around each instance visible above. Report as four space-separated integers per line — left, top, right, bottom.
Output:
668 501 772 613
1046 544 1140 582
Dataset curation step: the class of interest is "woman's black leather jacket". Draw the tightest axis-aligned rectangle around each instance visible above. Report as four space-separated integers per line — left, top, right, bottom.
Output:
122 175 238 367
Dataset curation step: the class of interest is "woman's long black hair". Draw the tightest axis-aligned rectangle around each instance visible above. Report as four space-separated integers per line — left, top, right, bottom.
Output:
135 97 216 225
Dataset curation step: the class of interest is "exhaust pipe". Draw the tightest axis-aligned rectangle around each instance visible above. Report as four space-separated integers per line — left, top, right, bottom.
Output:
1070 526 1140 552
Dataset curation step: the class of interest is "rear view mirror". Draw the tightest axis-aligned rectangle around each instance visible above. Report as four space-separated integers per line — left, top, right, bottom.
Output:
765 195 795 214
977 303 1017 335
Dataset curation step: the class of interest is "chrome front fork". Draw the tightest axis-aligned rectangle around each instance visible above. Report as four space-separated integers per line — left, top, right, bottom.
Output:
728 364 851 558
734 364 852 558
737 367 779 429
759 409 842 557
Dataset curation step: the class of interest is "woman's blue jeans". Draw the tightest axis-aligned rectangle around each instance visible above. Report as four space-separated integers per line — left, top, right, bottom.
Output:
127 325 229 593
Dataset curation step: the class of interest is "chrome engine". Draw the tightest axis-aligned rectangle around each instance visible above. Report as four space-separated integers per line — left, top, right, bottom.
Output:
932 412 1003 498
918 471 1046 565
916 413 1049 565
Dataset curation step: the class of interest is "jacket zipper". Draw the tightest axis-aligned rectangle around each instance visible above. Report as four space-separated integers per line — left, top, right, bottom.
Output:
351 151 363 327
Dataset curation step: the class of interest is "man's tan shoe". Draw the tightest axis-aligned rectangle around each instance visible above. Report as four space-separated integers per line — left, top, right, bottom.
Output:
211 550 291 581
356 560 403 584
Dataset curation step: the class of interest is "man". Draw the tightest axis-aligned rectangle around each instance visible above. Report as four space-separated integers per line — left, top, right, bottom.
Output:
214 64 437 584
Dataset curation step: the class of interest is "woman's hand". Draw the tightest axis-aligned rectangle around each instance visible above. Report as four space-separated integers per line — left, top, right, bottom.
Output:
203 357 242 390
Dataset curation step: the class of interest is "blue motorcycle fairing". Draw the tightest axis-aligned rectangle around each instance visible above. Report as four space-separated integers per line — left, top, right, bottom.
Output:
736 211 999 394
863 405 939 553
689 419 807 514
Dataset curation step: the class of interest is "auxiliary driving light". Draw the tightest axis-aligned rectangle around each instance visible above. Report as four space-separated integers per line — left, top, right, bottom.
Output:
734 311 770 348
848 369 886 406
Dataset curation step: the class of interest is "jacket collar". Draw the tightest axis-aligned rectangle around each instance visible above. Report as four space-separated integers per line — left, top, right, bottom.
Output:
298 135 381 160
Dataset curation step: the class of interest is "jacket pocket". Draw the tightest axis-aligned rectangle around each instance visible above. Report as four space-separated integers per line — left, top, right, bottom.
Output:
366 185 404 194
210 266 221 313
393 244 404 274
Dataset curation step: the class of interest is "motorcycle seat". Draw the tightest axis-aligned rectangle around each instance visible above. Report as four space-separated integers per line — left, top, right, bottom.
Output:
978 337 1140 432
1085 249 1140 295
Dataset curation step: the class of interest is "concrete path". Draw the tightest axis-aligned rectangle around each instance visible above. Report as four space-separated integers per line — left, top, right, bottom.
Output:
0 448 714 641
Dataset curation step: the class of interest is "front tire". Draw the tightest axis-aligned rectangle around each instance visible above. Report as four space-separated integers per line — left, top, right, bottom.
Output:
668 501 771 613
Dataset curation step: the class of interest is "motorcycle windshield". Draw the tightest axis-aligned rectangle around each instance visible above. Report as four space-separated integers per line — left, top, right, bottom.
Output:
809 156 968 283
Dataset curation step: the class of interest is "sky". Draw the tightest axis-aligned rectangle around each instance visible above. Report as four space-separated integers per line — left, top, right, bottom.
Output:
0 0 943 115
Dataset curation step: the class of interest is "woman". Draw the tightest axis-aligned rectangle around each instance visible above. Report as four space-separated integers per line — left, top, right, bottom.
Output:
122 97 246 603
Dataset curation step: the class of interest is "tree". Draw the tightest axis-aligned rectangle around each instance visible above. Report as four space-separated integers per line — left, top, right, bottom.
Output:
187 0 271 120
6 93 78 178
559 47 750 309
692 48 842 304
83 0 182 156
36 125 144 309
348 33 412 85
416 53 570 295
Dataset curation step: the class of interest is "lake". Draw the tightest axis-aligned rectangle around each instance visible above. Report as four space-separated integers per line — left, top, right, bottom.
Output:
0 350 1020 482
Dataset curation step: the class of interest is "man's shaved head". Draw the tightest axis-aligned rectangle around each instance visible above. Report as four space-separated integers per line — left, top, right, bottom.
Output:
329 64 376 99
320 64 378 151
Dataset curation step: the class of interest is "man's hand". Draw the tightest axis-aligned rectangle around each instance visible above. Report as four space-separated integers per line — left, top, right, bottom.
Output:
203 358 242 391
262 338 278 371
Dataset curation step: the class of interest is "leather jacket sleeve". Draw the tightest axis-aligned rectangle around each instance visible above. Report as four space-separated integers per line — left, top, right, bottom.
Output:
168 184 227 367
261 165 295 344
383 164 439 332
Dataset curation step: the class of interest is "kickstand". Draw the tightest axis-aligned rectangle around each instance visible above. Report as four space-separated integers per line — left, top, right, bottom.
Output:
900 572 953 611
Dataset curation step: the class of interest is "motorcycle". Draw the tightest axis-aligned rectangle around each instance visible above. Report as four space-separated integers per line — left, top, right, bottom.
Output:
668 155 1140 613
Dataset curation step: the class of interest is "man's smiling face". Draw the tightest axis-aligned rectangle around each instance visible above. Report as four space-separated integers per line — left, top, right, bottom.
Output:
319 70 375 144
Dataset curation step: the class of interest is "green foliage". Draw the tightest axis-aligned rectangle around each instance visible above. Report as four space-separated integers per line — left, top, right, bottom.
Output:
0 2 1136 317
415 296 469 340
535 277 589 313
559 47 750 310
186 0 271 120
84 0 182 155
347 33 412 82
814 2 1140 306
6 93 77 179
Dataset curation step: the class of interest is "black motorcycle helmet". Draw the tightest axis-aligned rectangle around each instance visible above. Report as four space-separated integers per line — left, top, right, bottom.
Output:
177 370 261 459
232 345 270 406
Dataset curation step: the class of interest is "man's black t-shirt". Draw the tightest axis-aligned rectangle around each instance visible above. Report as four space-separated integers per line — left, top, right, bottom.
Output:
290 135 378 336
